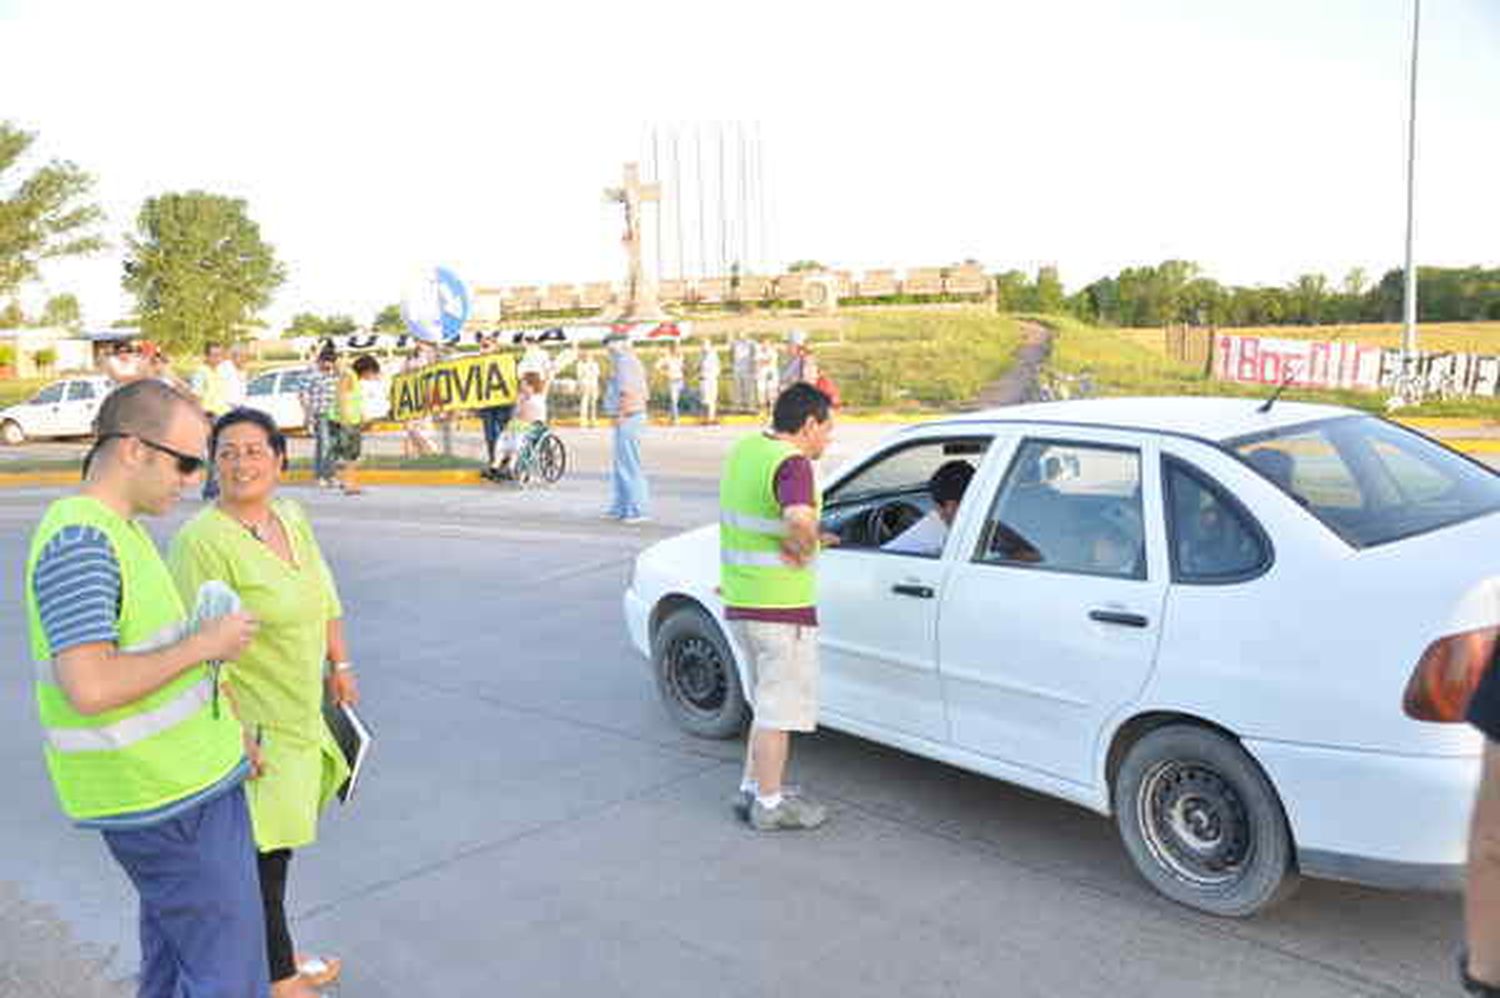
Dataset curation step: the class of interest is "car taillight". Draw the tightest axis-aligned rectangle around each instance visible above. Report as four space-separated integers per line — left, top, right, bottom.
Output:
1403 627 1500 722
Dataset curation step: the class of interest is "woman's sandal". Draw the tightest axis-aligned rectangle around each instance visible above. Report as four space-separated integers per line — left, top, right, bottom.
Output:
296 953 343 988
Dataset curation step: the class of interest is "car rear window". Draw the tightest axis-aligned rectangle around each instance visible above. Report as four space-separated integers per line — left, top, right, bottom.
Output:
1229 415 1500 547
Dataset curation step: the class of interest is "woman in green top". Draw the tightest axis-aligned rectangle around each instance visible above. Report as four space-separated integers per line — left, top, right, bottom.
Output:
168 408 359 998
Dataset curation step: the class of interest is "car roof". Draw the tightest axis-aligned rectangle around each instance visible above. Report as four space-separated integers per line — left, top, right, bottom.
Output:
923 396 1360 445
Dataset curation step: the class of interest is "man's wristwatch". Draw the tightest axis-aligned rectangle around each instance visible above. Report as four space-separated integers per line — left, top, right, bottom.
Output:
1461 952 1500 996
330 661 354 674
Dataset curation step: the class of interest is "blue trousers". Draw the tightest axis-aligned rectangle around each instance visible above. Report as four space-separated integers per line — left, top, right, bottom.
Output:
609 413 650 518
479 405 514 465
102 786 269 998
311 415 334 482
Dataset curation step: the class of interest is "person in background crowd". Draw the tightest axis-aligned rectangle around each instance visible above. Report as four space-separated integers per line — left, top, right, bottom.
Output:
656 341 687 425
754 339 779 415
576 350 602 428
332 355 380 496
169 408 360 998
299 343 340 489
221 345 247 414
780 329 820 389
192 343 230 500
731 334 754 411
103 341 144 384
23 378 264 997
494 371 550 480
602 332 650 523
699 337 722 424
720 382 836 831
400 343 437 458
474 333 515 481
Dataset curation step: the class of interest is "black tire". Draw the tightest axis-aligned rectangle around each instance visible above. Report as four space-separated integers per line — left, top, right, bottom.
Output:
1 420 23 446
536 434 566 484
652 604 749 739
1113 724 1299 917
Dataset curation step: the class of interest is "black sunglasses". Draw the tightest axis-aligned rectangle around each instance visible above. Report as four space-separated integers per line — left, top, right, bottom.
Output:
89 433 206 476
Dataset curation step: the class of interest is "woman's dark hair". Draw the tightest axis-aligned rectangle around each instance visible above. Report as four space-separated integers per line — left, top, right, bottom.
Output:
351 354 380 377
211 407 288 470
929 460 976 504
771 382 832 434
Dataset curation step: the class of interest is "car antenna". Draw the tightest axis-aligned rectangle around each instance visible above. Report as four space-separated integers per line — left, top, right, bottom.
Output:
1257 362 1302 414
1257 329 1350 414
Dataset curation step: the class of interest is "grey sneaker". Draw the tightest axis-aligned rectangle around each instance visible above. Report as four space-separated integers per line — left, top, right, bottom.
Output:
749 794 827 831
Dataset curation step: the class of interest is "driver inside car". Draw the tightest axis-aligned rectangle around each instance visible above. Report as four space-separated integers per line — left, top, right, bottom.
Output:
881 460 976 556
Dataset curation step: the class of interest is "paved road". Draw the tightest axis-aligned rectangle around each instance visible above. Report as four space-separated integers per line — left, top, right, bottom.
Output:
0 427 1472 997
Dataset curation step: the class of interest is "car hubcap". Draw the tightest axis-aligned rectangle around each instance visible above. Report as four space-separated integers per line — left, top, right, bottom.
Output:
1137 760 1251 888
667 635 726 715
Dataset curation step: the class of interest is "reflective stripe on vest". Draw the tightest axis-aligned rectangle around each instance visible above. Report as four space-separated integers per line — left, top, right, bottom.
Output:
46 677 213 753
720 510 789 536
32 619 187 684
721 549 787 568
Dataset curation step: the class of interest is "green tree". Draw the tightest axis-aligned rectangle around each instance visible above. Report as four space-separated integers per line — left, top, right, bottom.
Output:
993 270 1031 311
0 300 25 328
284 312 327 339
41 292 82 331
786 260 825 273
1032 266 1066 314
0 123 105 297
372 303 404 333
323 314 357 337
122 191 286 354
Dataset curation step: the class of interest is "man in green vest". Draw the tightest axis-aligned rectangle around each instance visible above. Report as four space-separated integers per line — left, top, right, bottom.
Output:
720 382 836 831
24 378 266 997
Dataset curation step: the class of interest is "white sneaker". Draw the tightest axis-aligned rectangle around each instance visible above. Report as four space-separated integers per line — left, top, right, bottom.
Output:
621 515 652 525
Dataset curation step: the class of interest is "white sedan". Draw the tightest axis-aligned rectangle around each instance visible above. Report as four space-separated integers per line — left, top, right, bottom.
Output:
0 375 114 444
624 397 1500 916
243 366 313 430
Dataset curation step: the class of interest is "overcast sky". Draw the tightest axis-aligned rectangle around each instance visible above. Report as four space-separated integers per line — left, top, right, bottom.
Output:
1 0 1496 329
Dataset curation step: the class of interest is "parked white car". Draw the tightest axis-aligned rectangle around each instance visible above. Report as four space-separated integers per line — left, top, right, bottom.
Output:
0 375 114 444
243 366 313 431
624 397 1500 916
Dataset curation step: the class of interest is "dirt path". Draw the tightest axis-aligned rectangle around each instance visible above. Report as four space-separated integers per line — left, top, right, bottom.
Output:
969 319 1054 409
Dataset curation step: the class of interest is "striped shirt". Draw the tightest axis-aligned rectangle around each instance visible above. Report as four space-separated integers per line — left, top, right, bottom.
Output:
300 370 338 420
34 526 120 654
31 524 246 830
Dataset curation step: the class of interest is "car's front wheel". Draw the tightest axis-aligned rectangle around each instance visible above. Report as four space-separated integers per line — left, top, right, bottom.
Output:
652 604 749 739
0 420 24 446
1113 724 1299 917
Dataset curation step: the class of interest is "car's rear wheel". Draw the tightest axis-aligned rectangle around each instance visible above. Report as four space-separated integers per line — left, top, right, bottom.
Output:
652 604 749 739
1113 724 1299 917
1 420 24 446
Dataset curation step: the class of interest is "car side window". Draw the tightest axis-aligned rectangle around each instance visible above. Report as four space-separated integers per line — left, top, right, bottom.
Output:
1164 459 1270 584
32 383 65 404
976 440 1146 580
821 436 991 553
281 370 310 394
66 381 96 401
247 374 277 397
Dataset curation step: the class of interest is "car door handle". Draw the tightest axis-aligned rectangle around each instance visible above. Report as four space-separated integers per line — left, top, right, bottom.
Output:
1089 609 1149 628
891 583 935 599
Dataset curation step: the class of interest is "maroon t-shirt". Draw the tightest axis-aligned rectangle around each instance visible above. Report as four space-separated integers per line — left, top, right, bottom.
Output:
726 454 818 626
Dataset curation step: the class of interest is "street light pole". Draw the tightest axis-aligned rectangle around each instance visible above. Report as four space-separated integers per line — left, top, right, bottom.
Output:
1400 0 1421 393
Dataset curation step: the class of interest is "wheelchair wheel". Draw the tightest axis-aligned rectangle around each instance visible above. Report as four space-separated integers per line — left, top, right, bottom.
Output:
535 433 567 484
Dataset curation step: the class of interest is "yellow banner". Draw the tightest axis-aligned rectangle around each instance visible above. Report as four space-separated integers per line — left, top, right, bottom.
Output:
389 354 518 421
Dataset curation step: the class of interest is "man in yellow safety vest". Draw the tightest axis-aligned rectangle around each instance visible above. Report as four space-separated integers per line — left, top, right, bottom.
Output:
23 378 265 996
719 382 836 831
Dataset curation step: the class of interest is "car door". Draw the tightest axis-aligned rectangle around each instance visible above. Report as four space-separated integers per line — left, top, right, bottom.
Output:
59 380 101 435
245 371 283 425
937 430 1170 787
818 433 995 742
23 382 67 436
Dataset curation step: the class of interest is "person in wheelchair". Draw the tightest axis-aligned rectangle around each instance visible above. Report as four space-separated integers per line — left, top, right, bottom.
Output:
881 460 976 556
493 371 550 480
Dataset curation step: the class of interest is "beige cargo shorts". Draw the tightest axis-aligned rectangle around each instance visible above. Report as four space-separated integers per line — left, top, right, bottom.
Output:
730 620 820 732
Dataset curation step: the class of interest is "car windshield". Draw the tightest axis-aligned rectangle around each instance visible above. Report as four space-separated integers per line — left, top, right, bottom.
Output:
1228 415 1500 547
